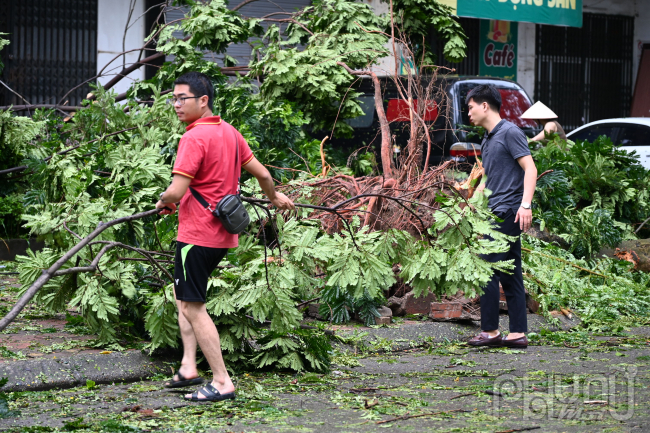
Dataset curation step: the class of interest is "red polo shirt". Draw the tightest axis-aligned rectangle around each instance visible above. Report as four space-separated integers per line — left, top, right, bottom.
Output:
172 116 254 248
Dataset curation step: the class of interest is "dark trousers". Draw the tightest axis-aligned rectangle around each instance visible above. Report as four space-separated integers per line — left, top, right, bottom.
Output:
480 209 528 333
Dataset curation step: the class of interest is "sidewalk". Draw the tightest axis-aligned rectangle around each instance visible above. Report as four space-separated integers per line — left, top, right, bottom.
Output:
330 312 579 352
0 273 580 393
1 329 648 432
0 273 170 392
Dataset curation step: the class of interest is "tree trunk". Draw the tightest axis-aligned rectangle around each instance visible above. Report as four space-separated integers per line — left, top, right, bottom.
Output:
337 62 393 178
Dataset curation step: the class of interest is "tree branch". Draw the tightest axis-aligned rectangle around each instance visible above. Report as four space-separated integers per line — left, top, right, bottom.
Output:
0 104 83 112
0 123 151 176
232 0 262 11
0 208 163 332
52 243 120 276
95 34 191 97
636 215 650 234
337 62 393 178
521 247 609 278
89 241 174 283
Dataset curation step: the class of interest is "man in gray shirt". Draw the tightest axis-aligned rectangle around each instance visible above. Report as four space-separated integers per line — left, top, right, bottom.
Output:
465 84 538 348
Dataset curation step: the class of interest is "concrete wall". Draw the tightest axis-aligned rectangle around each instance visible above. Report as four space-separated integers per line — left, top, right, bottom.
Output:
97 0 146 96
633 0 650 88
368 0 650 98
368 0 394 76
517 22 536 97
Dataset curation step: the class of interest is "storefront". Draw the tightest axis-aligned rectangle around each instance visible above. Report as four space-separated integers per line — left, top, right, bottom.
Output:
424 0 650 129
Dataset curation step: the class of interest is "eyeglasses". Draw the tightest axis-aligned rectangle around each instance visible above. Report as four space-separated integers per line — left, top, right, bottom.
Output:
167 96 201 106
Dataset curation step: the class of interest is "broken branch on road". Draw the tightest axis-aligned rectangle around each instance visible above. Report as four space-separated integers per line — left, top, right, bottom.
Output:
376 409 466 424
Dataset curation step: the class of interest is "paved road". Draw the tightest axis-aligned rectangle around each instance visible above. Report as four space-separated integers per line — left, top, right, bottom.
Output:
0 332 649 432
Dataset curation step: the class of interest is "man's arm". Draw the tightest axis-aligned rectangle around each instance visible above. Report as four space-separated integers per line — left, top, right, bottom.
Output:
514 155 537 231
530 122 557 142
155 174 192 215
243 157 295 210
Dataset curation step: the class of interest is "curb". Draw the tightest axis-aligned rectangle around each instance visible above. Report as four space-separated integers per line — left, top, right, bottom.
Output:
335 313 580 352
0 350 168 392
0 315 580 391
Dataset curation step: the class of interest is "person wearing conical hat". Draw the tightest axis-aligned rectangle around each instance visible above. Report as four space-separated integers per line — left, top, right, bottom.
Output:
521 101 567 141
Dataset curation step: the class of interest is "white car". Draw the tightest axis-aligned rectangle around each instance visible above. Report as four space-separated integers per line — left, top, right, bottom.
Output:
567 118 650 170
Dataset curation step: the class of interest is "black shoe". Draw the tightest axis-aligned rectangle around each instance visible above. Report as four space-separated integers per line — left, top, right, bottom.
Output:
467 332 502 347
184 383 236 402
165 371 204 388
500 335 528 348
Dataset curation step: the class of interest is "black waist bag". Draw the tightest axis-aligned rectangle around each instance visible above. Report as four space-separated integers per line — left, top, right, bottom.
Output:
189 131 250 235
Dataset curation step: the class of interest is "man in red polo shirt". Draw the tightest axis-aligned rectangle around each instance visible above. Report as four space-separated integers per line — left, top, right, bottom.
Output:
155 72 294 402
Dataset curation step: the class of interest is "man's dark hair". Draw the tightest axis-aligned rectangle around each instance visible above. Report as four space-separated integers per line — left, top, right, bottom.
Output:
174 72 214 111
466 84 502 112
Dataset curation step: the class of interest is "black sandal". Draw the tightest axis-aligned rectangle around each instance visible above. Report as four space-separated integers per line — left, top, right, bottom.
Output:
184 383 236 402
165 371 204 388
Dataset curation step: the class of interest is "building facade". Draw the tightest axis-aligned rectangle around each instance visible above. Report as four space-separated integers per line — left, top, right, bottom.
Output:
0 0 164 107
392 0 650 130
1 0 648 127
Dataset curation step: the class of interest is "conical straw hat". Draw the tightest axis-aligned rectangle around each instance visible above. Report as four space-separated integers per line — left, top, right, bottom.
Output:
520 101 558 119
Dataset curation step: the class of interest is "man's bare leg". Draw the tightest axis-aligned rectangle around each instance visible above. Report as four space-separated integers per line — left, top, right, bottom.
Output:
180 301 235 399
169 290 200 383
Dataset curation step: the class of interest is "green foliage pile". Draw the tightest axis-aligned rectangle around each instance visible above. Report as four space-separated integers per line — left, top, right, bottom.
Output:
317 191 516 326
531 135 650 258
522 235 650 332
13 157 512 372
0 194 24 239
0 4 497 373
0 106 49 238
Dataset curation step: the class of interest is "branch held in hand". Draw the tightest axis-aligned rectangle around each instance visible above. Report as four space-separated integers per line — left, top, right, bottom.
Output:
0 208 163 332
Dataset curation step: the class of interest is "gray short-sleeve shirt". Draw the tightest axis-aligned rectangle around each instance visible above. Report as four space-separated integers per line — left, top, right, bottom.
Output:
481 120 531 214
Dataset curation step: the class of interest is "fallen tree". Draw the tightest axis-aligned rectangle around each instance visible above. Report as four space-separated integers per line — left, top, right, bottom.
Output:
3 0 648 374
531 134 650 258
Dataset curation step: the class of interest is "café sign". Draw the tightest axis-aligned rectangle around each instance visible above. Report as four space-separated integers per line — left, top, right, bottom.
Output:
479 20 518 80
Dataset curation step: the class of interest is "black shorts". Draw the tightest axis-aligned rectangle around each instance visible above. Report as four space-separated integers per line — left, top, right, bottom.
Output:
174 241 228 303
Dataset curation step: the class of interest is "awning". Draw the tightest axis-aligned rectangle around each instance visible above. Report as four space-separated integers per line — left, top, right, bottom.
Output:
439 0 583 28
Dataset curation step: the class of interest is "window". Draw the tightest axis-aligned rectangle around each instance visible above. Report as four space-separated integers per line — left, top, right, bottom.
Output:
344 96 375 128
570 124 619 142
457 82 537 129
616 125 650 147
498 89 537 129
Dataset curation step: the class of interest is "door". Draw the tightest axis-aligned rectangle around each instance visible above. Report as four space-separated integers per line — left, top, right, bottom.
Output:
535 14 634 132
616 124 650 169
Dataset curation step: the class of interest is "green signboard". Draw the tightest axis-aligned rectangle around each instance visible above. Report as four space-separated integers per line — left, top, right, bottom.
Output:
479 20 517 80
440 0 582 27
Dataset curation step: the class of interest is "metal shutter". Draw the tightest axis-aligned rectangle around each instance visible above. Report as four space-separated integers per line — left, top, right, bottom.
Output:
430 18 480 76
0 0 98 109
164 0 312 67
535 13 634 131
